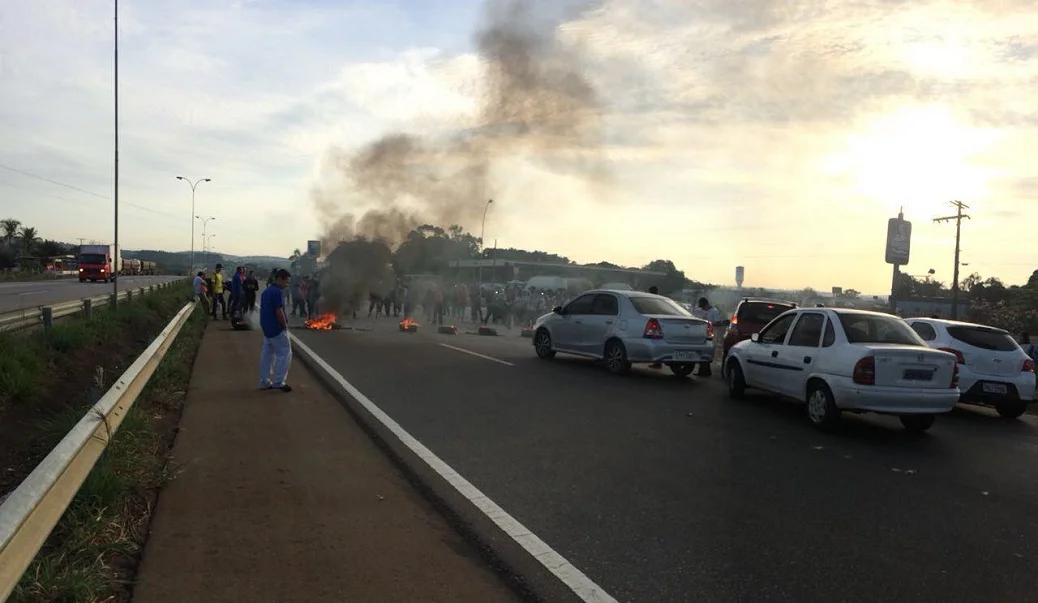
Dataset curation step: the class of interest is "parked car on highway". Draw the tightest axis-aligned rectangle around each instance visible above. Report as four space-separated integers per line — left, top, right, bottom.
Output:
722 298 798 368
904 318 1036 419
724 307 960 432
532 289 714 376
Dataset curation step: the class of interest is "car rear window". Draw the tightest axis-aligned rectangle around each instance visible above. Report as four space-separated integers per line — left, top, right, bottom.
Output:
738 301 795 325
630 296 691 316
836 313 924 345
947 325 1019 351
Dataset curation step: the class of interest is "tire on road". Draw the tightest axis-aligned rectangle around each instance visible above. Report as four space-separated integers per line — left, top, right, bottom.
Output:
806 380 841 430
726 360 746 399
900 413 936 433
669 363 695 378
534 328 556 359
604 339 631 375
995 399 1027 420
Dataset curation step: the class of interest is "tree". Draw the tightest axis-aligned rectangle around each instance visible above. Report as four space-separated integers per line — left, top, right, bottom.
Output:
18 226 39 255
893 273 945 299
35 239 73 258
641 259 688 296
838 288 861 299
963 274 1009 303
393 224 478 275
1 218 20 247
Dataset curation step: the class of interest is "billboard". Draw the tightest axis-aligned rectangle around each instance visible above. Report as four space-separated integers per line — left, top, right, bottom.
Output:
306 240 321 257
884 218 911 265
735 265 744 287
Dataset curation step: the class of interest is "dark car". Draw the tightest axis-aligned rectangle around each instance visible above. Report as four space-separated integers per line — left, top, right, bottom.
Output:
721 298 798 365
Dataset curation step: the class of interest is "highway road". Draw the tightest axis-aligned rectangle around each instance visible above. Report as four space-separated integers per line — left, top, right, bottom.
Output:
0 275 183 314
293 319 1038 603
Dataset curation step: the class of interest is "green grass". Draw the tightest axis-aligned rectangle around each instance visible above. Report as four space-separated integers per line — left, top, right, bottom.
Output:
0 282 208 603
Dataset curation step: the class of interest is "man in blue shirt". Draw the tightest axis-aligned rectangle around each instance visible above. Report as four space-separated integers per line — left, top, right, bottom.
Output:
259 268 293 392
228 266 244 315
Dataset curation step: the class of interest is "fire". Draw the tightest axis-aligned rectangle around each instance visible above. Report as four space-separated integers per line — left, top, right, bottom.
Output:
399 317 419 331
305 312 337 331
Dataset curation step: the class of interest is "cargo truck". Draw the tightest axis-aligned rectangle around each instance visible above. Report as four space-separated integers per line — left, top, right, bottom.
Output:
78 244 122 283
122 258 142 276
141 260 157 275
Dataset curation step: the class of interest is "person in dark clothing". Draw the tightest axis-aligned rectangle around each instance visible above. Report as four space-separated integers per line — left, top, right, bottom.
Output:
648 286 663 369
244 270 259 313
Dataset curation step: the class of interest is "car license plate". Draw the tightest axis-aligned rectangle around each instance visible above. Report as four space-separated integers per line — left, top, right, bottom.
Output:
903 369 933 381
674 351 699 361
982 383 1008 395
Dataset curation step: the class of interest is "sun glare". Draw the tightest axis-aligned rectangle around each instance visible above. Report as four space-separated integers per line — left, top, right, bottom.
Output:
822 105 1000 215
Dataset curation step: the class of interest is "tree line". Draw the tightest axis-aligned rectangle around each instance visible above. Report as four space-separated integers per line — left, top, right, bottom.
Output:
0 217 77 271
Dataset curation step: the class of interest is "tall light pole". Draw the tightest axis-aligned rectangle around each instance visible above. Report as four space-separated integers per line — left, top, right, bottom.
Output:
197 216 215 259
113 0 120 306
205 234 216 253
177 176 211 273
477 198 494 294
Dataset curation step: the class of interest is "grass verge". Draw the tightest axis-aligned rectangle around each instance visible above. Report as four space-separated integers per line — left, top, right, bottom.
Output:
0 282 208 602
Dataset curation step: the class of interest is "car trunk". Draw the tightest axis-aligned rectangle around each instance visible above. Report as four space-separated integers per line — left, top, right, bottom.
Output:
652 316 709 344
864 345 957 388
964 350 1025 377
946 325 1024 378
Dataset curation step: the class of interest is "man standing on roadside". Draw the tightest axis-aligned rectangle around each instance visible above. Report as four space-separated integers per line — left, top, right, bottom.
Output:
211 263 227 320
193 270 209 307
244 269 259 313
694 296 723 377
260 268 292 392
648 286 664 370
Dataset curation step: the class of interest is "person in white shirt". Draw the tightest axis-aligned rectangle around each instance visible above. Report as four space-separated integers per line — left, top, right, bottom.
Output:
695 297 722 377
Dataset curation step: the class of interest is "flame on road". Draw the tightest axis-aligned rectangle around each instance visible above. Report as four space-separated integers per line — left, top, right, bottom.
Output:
305 312 337 331
399 317 419 330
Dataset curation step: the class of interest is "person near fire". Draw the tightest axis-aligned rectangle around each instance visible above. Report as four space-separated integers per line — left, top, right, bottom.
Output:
244 270 259 313
211 264 227 320
228 266 244 316
193 270 209 307
259 268 292 392
648 286 664 369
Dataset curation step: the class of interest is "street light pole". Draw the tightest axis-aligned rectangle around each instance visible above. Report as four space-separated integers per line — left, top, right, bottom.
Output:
197 216 215 261
113 0 119 306
177 176 211 273
477 199 494 294
205 234 216 253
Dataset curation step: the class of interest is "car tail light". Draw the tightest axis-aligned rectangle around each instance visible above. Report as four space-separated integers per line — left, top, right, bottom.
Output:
727 316 739 337
643 318 663 339
937 347 964 364
706 322 714 340
852 356 875 385
951 363 959 388
1024 359 1035 373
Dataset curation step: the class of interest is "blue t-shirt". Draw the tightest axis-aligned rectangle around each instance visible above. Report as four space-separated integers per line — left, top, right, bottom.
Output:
231 272 243 296
260 285 285 338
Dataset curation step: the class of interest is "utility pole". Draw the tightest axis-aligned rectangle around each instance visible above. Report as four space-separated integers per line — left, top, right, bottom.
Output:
933 200 971 320
113 0 120 307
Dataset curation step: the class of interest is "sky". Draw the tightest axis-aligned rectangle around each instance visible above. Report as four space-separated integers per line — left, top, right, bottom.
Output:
1 0 1036 293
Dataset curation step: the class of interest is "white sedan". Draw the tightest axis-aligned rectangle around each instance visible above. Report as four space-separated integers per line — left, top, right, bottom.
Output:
905 317 1036 419
724 307 960 432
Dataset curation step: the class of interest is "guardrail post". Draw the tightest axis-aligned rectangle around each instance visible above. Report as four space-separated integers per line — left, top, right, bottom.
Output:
41 306 53 330
84 298 93 319
149 285 155 294
127 289 133 301
110 294 117 310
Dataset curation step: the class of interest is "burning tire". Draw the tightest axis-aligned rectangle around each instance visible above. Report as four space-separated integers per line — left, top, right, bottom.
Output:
669 363 695 377
534 329 556 359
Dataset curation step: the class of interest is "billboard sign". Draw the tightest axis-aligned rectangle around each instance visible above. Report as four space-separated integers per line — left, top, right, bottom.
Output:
306 240 321 257
884 218 911 265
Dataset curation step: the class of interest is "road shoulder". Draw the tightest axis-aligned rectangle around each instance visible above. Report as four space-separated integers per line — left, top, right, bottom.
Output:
132 321 524 603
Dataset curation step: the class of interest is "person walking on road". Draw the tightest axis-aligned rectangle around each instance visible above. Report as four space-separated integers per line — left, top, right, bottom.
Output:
260 268 293 392
694 296 722 377
648 286 664 369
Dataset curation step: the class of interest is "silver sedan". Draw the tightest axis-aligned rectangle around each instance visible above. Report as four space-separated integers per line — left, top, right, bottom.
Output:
531 289 715 376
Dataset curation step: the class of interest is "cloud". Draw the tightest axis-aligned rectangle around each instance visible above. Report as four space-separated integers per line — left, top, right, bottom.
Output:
0 0 1035 291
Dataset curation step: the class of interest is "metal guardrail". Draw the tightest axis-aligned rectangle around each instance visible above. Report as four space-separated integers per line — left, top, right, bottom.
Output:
0 300 198 600
0 277 188 332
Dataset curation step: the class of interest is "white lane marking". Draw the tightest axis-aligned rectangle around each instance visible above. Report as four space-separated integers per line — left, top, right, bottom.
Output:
288 333 617 603
438 343 514 367
17 290 45 296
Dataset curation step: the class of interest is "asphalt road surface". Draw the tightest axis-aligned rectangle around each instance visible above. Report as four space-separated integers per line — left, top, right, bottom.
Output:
0 275 182 314
292 319 1038 603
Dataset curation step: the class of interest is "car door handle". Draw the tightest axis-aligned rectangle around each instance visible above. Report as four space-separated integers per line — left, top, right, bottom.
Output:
803 356 812 364
605 320 613 325
574 320 582 324
771 350 778 358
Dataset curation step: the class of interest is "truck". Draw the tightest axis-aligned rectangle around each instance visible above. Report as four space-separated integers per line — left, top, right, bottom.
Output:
122 258 142 276
78 244 122 283
140 260 157 275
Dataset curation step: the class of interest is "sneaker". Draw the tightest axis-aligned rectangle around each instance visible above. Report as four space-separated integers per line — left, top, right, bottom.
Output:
274 384 292 392
259 383 272 390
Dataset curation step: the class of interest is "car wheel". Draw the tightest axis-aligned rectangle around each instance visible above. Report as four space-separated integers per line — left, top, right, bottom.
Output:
604 340 631 375
669 363 695 377
726 360 746 399
806 382 841 430
994 399 1027 419
534 329 556 359
900 413 936 433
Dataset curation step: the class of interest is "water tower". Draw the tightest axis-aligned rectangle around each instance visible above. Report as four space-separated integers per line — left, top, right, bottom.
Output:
735 265 745 288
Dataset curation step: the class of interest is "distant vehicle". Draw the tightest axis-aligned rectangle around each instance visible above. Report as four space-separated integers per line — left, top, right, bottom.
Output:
905 318 1036 419
140 260 157 275
531 289 714 377
78 244 121 283
722 298 798 367
123 258 142 276
724 308 959 432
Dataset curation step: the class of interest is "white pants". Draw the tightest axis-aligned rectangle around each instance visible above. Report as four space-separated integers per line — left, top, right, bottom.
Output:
260 330 292 387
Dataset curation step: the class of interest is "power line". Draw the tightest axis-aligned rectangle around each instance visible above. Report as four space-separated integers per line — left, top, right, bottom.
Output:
933 200 971 318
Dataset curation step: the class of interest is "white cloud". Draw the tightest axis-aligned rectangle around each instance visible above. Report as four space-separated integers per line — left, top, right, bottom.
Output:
0 0 1036 291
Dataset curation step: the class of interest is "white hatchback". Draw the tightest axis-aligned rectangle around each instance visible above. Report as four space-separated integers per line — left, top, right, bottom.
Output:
725 308 960 432
905 318 1036 419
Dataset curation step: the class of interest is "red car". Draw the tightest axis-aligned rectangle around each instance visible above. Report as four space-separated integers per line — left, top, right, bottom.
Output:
722 298 798 367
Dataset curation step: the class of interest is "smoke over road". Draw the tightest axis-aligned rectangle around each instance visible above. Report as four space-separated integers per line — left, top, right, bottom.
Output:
309 0 607 316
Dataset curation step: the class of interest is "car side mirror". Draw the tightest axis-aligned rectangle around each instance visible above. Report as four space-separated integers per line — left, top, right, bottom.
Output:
750 332 760 343
553 305 564 314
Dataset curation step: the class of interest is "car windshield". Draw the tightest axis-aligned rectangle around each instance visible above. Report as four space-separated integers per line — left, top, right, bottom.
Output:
836 313 924 345
79 253 106 264
629 296 692 316
947 325 1019 352
739 301 794 325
